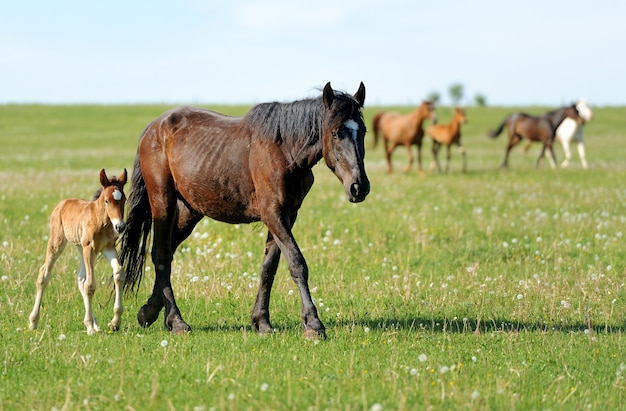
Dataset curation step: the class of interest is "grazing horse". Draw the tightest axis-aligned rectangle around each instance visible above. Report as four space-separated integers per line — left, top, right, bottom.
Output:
371 101 437 174
119 82 369 338
29 169 127 335
426 107 468 173
488 105 583 169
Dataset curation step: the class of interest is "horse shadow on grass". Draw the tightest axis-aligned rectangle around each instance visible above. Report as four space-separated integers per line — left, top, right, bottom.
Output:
190 314 625 336
336 315 626 335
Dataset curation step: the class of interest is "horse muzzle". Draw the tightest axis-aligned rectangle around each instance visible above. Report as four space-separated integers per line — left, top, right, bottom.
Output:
347 179 370 203
113 220 126 234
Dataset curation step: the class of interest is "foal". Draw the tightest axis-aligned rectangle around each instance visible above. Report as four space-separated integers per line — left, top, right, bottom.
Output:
426 108 468 173
29 169 127 334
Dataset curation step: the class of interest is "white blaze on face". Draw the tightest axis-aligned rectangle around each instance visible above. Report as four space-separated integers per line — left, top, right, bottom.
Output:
576 99 593 122
343 119 360 157
112 189 122 201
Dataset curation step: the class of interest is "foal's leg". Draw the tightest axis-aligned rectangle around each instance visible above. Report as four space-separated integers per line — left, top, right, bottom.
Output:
251 232 281 334
384 140 395 174
430 141 441 172
458 143 467 173
445 144 452 173
560 138 572 168
29 228 67 330
102 247 125 331
501 136 521 168
78 245 101 334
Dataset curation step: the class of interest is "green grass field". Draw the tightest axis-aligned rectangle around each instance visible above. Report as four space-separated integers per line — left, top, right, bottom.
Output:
0 103 625 410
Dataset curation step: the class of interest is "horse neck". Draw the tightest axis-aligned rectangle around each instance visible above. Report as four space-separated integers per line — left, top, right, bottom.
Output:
91 193 112 227
446 115 459 132
409 107 429 128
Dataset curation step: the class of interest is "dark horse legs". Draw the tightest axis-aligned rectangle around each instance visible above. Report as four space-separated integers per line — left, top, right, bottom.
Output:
137 200 201 333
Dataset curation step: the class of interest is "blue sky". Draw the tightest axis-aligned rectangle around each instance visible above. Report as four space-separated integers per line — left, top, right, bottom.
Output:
2 0 624 106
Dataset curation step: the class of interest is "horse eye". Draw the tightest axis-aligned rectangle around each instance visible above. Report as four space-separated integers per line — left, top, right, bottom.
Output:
105 199 110 205
332 130 339 139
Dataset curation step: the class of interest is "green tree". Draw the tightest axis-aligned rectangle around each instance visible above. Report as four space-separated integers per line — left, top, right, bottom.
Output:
474 93 487 107
426 91 440 105
448 83 464 106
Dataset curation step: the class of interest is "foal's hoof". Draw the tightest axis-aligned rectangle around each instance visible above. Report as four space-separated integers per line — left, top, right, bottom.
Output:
303 328 327 340
166 317 192 334
108 322 120 332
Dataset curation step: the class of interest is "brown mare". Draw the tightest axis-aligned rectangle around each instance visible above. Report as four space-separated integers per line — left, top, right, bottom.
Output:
29 169 127 335
371 101 436 174
426 107 468 173
489 104 583 169
119 83 369 338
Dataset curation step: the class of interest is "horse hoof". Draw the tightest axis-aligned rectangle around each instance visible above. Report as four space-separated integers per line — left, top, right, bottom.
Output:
137 305 161 328
303 328 326 340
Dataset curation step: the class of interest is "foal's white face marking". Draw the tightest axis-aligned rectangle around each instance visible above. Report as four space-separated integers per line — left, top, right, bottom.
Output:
344 119 360 157
112 189 122 201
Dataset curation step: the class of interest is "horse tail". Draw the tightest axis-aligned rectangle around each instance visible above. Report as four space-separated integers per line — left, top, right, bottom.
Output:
119 131 152 296
371 112 383 148
488 116 509 139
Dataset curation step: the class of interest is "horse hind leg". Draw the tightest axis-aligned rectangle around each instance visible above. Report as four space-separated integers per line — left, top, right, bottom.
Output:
251 232 281 334
102 247 125 331
29 230 67 330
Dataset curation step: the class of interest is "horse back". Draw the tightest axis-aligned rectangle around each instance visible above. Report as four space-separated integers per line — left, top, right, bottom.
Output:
51 198 112 248
138 107 270 224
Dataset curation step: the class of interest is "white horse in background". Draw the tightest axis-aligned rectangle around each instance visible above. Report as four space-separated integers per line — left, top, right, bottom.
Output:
555 99 593 169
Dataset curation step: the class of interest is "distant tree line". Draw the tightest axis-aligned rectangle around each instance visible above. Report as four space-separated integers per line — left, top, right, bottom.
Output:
427 83 487 107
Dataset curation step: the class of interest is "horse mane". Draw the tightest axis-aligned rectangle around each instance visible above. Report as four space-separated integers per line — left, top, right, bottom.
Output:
242 90 363 143
244 97 325 144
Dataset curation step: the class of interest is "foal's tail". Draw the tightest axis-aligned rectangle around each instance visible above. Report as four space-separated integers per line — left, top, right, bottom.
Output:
488 116 509 139
119 141 152 296
371 112 384 148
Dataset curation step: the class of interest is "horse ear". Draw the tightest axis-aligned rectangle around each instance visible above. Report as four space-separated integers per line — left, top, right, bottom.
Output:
99 169 110 187
354 82 366 107
322 82 334 109
119 168 128 185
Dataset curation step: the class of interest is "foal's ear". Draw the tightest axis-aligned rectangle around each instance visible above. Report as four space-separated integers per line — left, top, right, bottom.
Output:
354 82 366 107
322 82 334 109
99 169 111 187
119 168 128 186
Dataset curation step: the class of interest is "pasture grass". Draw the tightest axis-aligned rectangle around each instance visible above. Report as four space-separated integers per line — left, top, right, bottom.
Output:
1 103 625 410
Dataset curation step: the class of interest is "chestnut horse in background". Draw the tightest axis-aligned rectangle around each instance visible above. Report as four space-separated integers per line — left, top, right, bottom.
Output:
119 83 369 338
488 104 583 169
426 107 467 173
29 169 127 335
372 101 436 174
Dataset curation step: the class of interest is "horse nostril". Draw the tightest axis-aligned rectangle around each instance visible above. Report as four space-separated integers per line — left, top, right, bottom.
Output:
116 221 126 233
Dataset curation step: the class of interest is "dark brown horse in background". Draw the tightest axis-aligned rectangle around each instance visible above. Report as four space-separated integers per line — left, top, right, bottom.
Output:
120 83 369 338
372 101 436 174
426 107 467 173
488 104 583 169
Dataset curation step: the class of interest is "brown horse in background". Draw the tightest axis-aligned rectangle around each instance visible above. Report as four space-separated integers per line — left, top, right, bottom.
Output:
426 107 467 173
29 169 127 335
372 101 436 174
120 83 369 338
488 104 583 169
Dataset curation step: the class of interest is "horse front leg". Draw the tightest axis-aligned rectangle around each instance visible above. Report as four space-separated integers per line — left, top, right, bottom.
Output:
78 245 101 334
251 233 281 333
544 143 557 170
560 139 572 168
265 214 325 339
102 247 124 331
